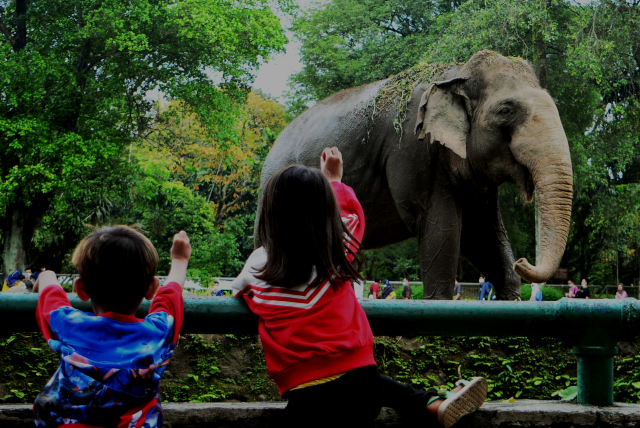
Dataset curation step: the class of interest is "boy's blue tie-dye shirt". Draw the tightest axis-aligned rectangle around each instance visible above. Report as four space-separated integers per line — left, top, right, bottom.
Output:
34 282 184 428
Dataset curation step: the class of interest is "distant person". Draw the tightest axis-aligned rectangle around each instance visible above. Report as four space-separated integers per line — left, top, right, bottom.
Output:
24 275 34 292
381 279 396 299
24 269 32 279
32 226 191 427
1 269 22 292
454 276 462 300
575 279 590 299
477 275 494 301
4 274 28 293
401 278 412 300
213 281 226 297
565 280 579 298
369 276 381 299
529 283 543 301
616 283 628 299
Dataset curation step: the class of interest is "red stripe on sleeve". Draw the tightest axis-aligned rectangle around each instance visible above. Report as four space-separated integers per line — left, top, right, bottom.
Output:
149 282 184 344
36 285 72 342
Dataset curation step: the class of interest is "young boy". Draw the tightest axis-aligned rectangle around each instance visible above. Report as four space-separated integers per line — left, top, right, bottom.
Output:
33 226 191 428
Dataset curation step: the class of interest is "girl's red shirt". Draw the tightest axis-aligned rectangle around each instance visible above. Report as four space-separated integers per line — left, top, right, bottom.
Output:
231 182 375 396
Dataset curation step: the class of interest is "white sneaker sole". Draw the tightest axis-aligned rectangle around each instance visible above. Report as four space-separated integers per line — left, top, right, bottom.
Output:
436 377 488 428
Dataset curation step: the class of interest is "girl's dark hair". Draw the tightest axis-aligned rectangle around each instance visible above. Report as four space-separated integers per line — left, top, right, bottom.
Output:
256 165 363 288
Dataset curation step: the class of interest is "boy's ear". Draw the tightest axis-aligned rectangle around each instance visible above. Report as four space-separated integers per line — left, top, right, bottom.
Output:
145 277 160 300
74 278 91 302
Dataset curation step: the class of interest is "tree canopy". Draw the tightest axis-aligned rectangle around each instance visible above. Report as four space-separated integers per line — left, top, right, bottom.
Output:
0 0 288 273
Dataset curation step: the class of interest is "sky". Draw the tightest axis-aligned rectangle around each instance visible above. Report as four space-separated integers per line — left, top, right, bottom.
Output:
251 0 319 102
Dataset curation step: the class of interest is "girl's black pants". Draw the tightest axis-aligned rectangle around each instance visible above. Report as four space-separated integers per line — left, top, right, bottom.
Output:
282 365 438 428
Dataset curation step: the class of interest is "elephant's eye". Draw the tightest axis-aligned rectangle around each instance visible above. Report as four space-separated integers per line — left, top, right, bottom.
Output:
498 106 512 115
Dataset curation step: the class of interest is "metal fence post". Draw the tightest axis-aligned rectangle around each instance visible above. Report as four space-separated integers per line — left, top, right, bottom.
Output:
573 345 617 406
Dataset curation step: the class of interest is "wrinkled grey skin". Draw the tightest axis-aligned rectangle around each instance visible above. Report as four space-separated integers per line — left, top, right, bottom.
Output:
257 51 573 300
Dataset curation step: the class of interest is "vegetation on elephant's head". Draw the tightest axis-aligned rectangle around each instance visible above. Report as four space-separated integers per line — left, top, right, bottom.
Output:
369 63 453 137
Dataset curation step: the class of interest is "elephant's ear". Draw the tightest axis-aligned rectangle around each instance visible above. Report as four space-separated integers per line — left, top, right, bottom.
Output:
414 77 470 159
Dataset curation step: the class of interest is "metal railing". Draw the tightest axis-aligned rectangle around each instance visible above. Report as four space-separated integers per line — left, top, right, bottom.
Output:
1 293 637 407
22 276 635 299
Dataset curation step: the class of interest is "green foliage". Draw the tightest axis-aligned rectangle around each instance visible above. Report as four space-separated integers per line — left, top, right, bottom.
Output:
6 331 640 404
374 336 578 401
361 239 421 281
0 334 59 403
288 0 460 112
552 385 578 401
0 0 289 272
520 285 565 301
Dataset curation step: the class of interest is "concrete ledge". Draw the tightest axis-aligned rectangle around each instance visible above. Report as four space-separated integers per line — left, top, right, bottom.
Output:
3 400 640 427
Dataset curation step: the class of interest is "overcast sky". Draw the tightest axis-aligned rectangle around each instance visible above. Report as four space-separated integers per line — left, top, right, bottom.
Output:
251 0 319 102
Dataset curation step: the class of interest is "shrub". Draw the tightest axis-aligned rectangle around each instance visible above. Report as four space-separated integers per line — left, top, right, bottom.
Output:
520 284 564 301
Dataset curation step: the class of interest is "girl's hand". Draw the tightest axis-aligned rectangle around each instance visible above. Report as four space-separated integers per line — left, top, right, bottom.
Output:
171 231 192 263
320 147 343 183
34 271 60 293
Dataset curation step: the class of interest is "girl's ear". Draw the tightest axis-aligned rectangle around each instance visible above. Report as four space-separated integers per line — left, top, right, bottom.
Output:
74 278 91 302
145 277 160 300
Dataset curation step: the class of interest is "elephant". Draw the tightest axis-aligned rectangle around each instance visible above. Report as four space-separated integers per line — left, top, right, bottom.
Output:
257 50 573 300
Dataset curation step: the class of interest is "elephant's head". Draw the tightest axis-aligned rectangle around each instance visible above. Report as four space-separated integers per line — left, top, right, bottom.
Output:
414 50 573 284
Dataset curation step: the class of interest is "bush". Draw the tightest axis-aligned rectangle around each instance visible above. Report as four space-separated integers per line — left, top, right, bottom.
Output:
520 285 565 301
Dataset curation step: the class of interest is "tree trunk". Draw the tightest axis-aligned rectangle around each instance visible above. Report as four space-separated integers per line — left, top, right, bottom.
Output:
2 207 27 273
1 200 47 274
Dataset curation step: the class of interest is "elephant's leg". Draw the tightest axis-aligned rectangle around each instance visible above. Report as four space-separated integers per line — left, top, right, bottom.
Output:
416 187 462 300
460 188 520 300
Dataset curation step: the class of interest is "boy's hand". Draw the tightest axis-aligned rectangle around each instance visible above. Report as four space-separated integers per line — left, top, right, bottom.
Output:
171 231 191 262
320 147 343 183
165 231 191 290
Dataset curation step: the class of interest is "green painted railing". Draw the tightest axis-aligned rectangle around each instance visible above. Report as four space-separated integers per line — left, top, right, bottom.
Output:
1 294 637 406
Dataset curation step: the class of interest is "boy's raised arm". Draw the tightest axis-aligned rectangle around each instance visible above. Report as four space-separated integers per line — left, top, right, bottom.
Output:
164 231 191 289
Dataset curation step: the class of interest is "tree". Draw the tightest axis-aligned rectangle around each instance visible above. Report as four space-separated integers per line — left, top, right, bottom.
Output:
0 0 288 273
288 0 462 111
147 92 291 227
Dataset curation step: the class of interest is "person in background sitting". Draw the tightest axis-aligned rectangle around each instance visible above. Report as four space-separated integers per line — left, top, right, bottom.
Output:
615 283 628 299
24 275 34 292
381 279 396 299
565 280 579 298
454 276 462 300
401 278 412 300
575 279 590 299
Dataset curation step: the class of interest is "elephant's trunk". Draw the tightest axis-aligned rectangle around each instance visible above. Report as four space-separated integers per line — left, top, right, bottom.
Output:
510 102 573 283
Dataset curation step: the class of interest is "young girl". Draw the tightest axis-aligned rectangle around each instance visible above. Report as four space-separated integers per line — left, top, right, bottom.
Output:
231 147 487 427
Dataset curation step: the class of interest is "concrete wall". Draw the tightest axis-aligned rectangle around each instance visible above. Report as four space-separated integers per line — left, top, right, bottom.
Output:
3 400 640 427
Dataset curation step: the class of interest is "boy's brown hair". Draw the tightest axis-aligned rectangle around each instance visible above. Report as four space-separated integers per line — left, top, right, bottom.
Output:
72 226 159 312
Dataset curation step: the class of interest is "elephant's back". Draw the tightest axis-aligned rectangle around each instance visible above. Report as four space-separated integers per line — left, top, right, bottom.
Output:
261 79 388 184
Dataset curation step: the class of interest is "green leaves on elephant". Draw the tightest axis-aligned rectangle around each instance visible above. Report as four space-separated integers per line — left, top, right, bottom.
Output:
370 63 454 138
